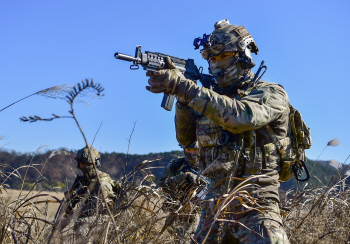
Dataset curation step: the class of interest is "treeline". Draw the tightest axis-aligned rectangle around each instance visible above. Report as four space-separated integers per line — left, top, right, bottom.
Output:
0 149 339 191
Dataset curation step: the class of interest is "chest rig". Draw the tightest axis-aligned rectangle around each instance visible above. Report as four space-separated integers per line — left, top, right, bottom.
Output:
196 117 262 177
195 85 263 179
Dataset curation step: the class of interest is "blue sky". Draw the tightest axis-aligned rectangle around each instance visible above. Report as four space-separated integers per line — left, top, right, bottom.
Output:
1 1 349 163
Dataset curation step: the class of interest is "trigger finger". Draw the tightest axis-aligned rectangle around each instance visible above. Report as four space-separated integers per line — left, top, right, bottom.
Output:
148 79 164 88
146 70 162 77
146 86 166 93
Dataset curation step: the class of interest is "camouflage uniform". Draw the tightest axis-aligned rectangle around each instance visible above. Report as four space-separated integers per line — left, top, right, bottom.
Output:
159 157 198 196
68 170 119 218
159 157 201 243
177 24 290 243
176 78 291 243
147 20 291 243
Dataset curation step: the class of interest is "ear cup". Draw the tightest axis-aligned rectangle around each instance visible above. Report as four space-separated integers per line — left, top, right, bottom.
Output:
96 159 101 168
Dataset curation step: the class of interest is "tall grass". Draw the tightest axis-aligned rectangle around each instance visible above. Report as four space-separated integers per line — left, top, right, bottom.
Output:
281 176 350 243
3 155 350 243
0 155 200 243
3 80 350 243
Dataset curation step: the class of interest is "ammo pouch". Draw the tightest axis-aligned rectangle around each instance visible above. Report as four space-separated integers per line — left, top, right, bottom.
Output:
263 136 296 182
244 147 263 175
264 104 312 182
290 105 312 150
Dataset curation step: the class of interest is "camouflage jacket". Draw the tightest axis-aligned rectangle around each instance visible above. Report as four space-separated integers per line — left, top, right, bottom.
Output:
159 157 199 197
68 170 120 217
175 80 290 202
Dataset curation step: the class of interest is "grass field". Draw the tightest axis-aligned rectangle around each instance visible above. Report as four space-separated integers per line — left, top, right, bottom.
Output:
3 188 64 221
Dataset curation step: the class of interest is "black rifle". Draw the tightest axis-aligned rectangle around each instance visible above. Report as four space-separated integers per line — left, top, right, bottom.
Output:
114 45 215 111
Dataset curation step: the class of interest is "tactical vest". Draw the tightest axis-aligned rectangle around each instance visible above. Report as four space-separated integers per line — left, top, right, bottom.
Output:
195 81 311 199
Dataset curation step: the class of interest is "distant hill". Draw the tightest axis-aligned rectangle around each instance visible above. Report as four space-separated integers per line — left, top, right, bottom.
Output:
0 149 184 191
0 149 342 191
280 158 340 190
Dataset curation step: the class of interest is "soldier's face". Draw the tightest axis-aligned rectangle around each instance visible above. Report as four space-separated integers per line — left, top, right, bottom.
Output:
79 161 92 168
209 51 236 63
184 148 199 165
209 51 243 87
79 161 94 175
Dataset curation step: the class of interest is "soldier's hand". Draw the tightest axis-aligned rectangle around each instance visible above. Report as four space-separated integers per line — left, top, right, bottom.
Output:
146 56 185 95
184 172 197 184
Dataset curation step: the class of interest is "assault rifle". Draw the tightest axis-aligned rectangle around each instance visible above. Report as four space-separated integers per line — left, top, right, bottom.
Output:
181 162 211 200
114 45 216 111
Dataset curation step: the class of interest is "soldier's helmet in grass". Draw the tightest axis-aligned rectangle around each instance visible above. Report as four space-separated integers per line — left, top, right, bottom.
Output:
180 142 199 166
75 145 101 176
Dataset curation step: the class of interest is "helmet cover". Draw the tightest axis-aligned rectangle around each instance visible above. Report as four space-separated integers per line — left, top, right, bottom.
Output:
200 20 259 60
75 145 101 169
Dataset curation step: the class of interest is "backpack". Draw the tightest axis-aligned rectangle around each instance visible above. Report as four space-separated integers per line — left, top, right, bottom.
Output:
265 104 312 182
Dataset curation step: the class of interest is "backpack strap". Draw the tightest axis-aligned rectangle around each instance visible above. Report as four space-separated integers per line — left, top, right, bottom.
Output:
264 124 286 158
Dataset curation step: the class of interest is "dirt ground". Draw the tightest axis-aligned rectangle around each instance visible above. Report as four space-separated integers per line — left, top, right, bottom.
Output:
3 188 64 221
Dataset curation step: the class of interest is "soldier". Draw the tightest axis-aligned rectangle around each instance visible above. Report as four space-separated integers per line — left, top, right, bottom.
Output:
159 142 202 243
159 142 200 196
146 19 291 243
64 145 120 240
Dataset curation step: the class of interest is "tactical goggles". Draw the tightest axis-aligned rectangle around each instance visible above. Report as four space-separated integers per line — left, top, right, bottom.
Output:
200 44 229 60
194 33 237 60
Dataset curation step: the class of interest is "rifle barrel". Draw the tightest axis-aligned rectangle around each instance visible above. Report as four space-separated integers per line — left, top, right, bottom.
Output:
114 53 140 62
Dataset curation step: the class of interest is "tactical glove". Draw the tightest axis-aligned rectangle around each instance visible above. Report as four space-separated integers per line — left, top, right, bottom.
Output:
146 57 198 103
184 172 198 184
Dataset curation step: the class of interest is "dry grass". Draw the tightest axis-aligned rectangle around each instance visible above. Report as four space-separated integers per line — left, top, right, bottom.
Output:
3 189 64 221
2 153 350 243
0 155 262 244
281 176 350 243
0 157 200 244
3 81 350 243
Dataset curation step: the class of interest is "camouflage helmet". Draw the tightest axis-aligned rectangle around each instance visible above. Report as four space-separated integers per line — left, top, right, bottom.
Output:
194 19 259 68
75 145 101 168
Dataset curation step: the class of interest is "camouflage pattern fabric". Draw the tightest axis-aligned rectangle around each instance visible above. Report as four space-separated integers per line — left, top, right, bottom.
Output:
75 146 100 164
188 81 289 134
68 170 120 218
194 199 289 243
199 21 258 60
177 80 290 201
159 157 198 196
175 80 291 243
